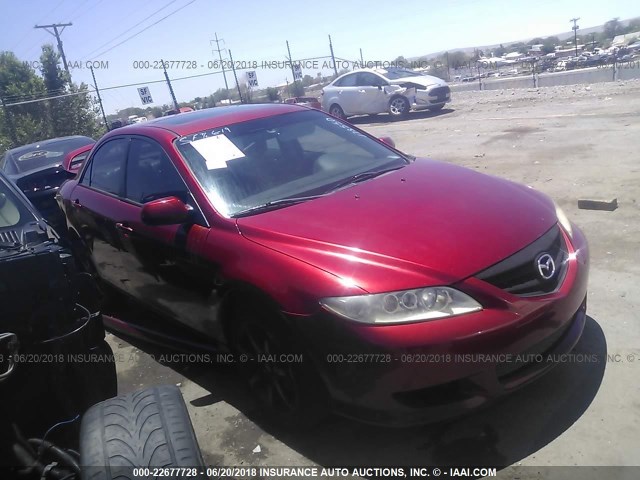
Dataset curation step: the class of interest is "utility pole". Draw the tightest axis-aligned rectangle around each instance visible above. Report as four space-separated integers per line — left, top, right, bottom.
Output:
210 33 230 95
34 23 72 77
590 32 597 51
570 17 580 57
360 48 364 68
286 41 297 93
228 50 243 103
445 51 450 81
328 35 338 76
90 66 109 132
162 60 179 111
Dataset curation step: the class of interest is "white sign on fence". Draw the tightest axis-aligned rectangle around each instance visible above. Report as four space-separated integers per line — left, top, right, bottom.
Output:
293 64 303 81
246 71 259 88
137 87 153 105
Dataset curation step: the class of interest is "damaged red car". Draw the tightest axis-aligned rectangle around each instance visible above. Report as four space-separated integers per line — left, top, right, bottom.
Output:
57 104 589 426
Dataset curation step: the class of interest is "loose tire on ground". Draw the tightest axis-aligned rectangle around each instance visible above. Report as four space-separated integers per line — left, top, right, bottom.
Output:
80 385 206 480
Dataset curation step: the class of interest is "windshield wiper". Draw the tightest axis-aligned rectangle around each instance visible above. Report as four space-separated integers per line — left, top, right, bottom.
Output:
326 166 405 192
232 193 329 217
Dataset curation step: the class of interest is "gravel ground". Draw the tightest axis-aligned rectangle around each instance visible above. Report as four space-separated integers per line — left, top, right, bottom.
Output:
106 79 640 478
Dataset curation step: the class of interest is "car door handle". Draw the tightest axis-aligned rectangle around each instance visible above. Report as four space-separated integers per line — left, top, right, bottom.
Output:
72 198 83 208
115 222 134 233
358 89 366 93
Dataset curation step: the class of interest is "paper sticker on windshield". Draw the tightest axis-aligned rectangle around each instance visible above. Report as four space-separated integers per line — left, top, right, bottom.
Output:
191 134 245 170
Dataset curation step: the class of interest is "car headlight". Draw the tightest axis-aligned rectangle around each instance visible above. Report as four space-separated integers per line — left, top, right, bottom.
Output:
555 203 573 238
319 287 482 324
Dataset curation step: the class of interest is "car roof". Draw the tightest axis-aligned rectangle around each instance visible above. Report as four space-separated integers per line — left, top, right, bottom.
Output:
124 103 304 137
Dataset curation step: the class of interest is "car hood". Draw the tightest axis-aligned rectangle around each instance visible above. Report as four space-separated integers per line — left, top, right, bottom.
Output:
236 159 557 293
388 75 447 88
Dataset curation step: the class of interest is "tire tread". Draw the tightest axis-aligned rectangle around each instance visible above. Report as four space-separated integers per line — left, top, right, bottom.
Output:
80 385 205 480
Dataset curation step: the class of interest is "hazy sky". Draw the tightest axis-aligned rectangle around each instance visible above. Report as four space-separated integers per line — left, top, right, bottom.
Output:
1 0 638 114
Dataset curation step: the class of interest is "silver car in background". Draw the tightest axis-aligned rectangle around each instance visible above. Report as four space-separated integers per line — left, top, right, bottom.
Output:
320 68 451 119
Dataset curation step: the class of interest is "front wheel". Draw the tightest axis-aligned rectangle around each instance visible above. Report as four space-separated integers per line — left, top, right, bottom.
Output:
228 300 328 428
329 104 346 120
388 96 410 118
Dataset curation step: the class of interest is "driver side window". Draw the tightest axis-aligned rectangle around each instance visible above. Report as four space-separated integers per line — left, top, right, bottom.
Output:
125 138 187 204
81 138 128 196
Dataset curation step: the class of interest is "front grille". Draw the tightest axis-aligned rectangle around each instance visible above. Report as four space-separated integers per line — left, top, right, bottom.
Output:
429 86 450 102
0 230 20 244
476 225 568 296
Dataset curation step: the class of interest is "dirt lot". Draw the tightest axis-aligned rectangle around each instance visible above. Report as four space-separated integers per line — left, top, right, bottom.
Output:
106 80 640 477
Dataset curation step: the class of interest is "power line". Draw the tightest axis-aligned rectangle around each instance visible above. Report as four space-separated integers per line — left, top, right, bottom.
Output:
69 0 100 22
81 0 179 60
8 0 66 52
4 89 94 107
88 0 198 60
36 0 67 26
1 89 68 102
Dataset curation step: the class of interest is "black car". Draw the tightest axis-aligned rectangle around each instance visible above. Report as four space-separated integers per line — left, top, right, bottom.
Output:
0 136 95 231
0 171 205 479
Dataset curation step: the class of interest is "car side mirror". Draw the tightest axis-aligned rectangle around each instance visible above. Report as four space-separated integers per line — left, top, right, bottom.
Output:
378 136 396 148
141 196 193 226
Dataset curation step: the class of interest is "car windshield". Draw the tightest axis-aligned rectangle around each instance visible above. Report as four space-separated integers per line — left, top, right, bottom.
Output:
2 137 94 175
380 68 426 80
175 109 407 217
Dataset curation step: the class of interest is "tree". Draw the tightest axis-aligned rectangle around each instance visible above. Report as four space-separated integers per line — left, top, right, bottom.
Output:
289 81 304 97
492 44 506 57
301 74 314 87
266 87 279 102
604 18 620 39
541 36 560 54
0 51 48 151
392 56 407 67
508 42 529 54
448 51 471 69
38 45 101 138
625 18 640 34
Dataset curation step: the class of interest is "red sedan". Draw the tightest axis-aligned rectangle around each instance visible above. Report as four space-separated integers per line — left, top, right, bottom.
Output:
57 104 589 426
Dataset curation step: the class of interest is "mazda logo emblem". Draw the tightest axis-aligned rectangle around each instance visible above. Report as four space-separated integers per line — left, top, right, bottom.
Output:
536 253 556 280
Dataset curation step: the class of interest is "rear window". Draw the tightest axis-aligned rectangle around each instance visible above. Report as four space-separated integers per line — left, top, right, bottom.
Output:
3 137 94 175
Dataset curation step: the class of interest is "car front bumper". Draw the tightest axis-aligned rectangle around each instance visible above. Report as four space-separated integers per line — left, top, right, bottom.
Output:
290 224 589 426
413 86 451 108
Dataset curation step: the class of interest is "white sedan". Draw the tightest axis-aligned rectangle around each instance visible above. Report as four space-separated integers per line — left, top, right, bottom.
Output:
320 68 451 119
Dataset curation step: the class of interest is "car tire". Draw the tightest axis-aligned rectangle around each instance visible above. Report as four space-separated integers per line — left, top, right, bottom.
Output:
80 385 206 480
329 104 346 120
388 96 410 118
227 297 329 428
428 104 445 112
